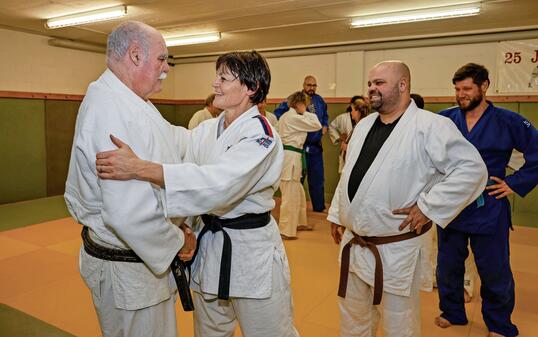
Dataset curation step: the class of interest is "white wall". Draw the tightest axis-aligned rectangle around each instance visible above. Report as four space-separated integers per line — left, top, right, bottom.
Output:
0 27 535 99
0 28 175 99
363 43 498 96
170 42 506 99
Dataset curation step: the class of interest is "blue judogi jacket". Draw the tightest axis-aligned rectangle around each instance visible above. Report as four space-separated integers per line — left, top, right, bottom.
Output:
274 93 329 153
440 101 538 234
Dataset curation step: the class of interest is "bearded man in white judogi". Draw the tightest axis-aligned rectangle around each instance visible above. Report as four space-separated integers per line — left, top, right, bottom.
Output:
328 61 487 337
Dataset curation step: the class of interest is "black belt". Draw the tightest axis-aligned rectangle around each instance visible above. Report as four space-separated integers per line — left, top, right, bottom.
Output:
81 226 194 311
194 212 271 300
82 226 142 262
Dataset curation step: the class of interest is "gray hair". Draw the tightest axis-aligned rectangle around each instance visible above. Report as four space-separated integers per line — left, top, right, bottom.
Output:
107 21 151 63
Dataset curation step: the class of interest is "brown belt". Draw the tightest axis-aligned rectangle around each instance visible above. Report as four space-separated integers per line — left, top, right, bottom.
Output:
338 222 432 305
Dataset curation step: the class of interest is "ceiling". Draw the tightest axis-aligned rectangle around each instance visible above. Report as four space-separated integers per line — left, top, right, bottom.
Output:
1 0 537 58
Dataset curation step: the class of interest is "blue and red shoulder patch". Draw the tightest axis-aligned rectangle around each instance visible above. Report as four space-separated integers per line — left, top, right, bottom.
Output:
253 114 274 148
252 115 273 138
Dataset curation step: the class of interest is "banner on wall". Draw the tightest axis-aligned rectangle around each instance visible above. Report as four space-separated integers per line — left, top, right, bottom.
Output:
496 39 538 93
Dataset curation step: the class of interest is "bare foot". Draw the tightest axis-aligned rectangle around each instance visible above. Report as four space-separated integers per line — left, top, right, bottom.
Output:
487 332 505 337
297 225 313 231
434 316 452 328
464 289 472 303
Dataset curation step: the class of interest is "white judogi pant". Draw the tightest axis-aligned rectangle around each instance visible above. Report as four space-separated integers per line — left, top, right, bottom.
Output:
193 255 299 337
279 179 307 237
339 263 421 337
80 249 177 337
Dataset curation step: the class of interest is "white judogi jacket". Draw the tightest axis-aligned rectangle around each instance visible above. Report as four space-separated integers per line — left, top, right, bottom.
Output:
264 110 279 130
65 69 189 309
279 109 321 181
329 112 354 173
162 106 287 299
188 107 214 129
328 101 487 297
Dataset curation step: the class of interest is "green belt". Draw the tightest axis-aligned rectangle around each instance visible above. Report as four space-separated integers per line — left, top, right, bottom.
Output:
283 144 307 181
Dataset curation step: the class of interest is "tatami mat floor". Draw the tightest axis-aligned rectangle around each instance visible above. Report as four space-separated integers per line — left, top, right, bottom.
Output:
1 201 537 336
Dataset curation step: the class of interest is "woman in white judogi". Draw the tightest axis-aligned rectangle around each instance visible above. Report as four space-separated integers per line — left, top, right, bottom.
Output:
278 91 321 239
329 96 371 173
328 61 487 337
97 51 299 337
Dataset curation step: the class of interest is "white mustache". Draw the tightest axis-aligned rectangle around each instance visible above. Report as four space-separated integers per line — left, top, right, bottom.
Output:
159 72 167 80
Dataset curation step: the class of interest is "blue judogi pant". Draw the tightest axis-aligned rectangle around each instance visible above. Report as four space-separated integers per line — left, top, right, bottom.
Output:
305 150 325 212
437 212 519 337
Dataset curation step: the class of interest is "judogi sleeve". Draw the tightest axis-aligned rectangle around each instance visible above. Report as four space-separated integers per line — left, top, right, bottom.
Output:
504 115 538 197
320 98 329 127
417 117 488 227
171 125 191 161
286 111 322 132
273 101 289 119
327 178 343 225
78 96 183 275
162 125 282 217
329 114 345 144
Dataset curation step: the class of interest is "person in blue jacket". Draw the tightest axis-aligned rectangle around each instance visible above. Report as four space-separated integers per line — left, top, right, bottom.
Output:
274 75 329 212
435 63 538 337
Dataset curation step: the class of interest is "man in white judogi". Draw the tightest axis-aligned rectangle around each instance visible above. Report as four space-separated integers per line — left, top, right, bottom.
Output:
329 111 354 173
328 61 487 337
96 51 299 337
65 22 195 337
329 96 370 174
279 91 321 239
188 93 223 129
257 99 279 129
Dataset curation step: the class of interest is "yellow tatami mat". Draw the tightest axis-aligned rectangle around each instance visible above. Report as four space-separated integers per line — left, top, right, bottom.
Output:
1 207 537 336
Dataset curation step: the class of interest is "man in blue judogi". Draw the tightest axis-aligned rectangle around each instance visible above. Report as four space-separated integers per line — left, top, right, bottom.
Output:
435 63 538 337
274 75 329 212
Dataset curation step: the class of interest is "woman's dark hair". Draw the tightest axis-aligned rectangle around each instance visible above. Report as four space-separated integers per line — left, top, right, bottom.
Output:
410 93 424 109
216 51 271 104
452 63 490 86
346 95 366 112
351 97 371 119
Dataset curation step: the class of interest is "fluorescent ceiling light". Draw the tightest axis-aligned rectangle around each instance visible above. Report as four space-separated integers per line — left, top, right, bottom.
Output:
45 5 127 29
351 3 480 28
165 32 221 47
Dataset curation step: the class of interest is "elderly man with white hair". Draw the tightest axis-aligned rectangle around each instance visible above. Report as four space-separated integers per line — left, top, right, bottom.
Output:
64 21 195 337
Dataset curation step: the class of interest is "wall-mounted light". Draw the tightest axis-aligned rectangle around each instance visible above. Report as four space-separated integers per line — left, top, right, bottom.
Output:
351 3 480 28
165 32 221 47
45 5 127 29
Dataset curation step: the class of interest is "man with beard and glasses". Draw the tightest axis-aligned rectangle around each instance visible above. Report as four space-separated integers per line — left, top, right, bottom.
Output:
328 60 487 337
435 63 538 337
274 75 329 213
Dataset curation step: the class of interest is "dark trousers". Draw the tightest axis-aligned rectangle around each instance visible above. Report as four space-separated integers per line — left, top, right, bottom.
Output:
437 217 518 337
305 150 325 212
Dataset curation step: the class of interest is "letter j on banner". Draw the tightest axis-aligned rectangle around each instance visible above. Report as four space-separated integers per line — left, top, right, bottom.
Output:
496 39 538 93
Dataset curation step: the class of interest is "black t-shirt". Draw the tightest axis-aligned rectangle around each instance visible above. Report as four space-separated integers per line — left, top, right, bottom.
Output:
347 115 402 201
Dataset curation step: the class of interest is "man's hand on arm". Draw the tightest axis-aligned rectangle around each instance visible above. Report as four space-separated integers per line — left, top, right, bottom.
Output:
393 203 431 234
178 226 197 261
96 134 165 187
331 222 345 244
322 126 328 135
486 176 514 199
